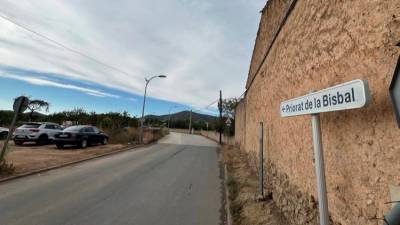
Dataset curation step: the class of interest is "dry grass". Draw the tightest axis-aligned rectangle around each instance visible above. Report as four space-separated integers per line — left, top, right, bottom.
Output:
103 127 139 144
222 144 288 225
104 127 169 144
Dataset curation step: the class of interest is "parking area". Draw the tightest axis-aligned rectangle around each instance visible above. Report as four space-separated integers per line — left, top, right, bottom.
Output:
1 141 129 179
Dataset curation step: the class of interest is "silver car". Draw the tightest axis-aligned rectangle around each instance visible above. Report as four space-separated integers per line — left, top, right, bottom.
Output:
0 127 8 139
13 122 63 145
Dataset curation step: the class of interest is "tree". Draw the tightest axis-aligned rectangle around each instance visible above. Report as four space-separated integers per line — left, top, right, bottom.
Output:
220 98 242 136
101 117 113 128
222 97 240 119
27 99 50 121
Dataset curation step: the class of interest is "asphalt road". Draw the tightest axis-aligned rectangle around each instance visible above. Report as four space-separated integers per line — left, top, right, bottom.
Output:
0 132 223 225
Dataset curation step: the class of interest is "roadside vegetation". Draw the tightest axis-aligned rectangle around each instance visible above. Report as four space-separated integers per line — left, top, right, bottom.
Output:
223 144 287 225
0 97 239 135
0 108 139 128
0 107 164 144
0 97 171 177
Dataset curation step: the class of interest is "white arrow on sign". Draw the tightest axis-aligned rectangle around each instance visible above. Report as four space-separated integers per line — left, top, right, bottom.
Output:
280 79 370 117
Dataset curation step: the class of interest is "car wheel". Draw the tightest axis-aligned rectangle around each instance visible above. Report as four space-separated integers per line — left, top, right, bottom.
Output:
102 138 108 145
37 135 49 145
0 131 7 139
79 139 88 149
14 140 23 146
56 143 64 149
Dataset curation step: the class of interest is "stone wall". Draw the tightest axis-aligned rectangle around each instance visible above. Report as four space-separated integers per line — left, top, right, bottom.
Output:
200 130 235 145
234 99 246 150
142 128 169 144
267 162 320 225
246 0 294 88
235 0 400 224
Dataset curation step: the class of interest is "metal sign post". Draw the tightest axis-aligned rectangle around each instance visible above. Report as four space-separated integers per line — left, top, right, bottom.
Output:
311 113 329 225
0 96 29 161
280 80 371 225
259 122 264 198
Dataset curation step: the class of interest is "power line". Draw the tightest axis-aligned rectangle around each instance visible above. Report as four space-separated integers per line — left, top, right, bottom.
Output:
0 11 132 77
183 99 219 117
204 99 219 109
0 11 248 108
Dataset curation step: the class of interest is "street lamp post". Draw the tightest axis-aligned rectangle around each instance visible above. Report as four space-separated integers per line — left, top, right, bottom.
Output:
139 75 166 143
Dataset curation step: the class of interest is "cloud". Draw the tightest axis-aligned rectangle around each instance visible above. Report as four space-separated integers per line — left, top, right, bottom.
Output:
0 0 266 107
0 73 120 98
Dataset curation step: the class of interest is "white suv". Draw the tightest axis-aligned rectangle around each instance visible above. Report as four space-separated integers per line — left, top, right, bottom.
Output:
13 122 63 145
0 127 9 139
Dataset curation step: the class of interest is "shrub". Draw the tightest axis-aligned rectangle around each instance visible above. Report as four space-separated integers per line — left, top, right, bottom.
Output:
103 127 139 144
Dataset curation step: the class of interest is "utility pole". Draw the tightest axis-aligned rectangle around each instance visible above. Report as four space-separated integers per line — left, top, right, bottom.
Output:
188 110 192 134
167 105 177 129
219 90 223 144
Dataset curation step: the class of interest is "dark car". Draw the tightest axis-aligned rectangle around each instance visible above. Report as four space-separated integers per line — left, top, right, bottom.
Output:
54 125 108 149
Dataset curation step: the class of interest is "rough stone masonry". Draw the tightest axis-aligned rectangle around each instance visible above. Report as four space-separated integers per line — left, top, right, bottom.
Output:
234 0 400 224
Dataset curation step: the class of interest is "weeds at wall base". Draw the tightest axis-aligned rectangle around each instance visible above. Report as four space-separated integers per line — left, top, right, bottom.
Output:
222 144 288 225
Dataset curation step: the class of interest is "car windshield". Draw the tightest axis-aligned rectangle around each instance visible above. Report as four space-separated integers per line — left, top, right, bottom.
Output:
63 126 83 132
21 124 41 128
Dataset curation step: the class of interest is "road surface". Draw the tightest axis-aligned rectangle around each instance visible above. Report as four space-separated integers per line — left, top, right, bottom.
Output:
0 132 223 225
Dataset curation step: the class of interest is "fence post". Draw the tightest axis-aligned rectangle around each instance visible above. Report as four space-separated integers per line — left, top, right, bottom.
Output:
259 121 264 198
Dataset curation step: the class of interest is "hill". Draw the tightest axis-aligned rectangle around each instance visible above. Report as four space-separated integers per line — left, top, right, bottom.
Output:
146 110 218 123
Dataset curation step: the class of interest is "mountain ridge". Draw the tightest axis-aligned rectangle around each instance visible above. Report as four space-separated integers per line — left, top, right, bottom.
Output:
146 110 218 123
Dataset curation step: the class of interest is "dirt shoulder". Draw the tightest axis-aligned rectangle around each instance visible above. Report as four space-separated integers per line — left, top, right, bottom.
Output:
0 141 130 179
222 144 287 225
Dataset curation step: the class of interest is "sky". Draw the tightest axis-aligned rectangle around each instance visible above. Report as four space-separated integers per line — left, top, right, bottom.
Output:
0 0 265 117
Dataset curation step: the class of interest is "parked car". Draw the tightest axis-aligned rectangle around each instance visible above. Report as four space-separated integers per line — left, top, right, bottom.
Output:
54 125 108 149
0 127 9 139
13 122 63 145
